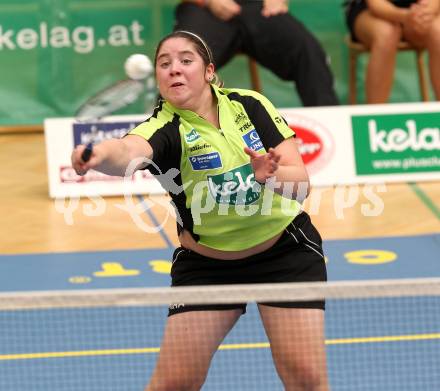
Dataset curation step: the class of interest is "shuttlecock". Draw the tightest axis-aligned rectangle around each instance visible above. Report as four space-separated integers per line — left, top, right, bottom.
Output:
124 54 153 80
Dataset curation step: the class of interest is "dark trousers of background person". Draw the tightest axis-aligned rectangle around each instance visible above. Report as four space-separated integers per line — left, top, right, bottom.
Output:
174 2 339 106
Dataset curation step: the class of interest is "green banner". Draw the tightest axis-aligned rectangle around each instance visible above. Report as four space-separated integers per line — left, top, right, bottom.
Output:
351 112 440 175
0 0 433 125
0 0 176 125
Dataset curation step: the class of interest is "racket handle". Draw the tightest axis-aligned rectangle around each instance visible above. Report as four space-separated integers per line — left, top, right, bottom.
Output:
81 142 93 162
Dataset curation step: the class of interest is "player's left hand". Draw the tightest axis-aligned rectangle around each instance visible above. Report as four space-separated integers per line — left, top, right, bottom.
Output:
244 147 281 184
262 0 288 17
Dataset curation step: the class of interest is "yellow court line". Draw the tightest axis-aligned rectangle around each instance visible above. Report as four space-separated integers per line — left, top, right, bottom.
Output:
1 333 439 361
219 342 269 350
0 347 160 361
326 333 440 345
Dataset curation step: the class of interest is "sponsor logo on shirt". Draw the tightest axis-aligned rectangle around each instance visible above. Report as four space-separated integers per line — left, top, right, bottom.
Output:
189 152 222 170
238 122 252 133
242 129 263 151
207 163 260 205
185 128 200 143
234 112 247 124
189 143 211 153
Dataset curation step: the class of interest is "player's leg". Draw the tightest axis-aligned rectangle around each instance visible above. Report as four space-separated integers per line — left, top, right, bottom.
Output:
174 3 241 68
353 10 402 103
148 247 247 390
239 4 339 106
254 212 328 390
146 309 242 391
258 306 328 391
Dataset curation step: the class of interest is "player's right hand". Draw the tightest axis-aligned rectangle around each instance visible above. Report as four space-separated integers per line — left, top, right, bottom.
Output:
71 144 100 176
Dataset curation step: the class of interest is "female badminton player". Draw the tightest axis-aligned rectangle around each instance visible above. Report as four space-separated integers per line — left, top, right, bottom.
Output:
72 30 329 391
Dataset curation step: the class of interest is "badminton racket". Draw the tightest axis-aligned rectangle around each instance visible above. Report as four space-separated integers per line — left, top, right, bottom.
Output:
75 79 147 122
81 142 93 162
75 54 156 122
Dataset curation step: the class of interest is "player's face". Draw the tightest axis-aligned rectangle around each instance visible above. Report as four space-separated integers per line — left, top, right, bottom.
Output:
155 37 214 109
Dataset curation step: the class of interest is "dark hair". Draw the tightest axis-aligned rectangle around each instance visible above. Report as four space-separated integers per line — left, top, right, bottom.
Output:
154 30 222 86
155 30 213 66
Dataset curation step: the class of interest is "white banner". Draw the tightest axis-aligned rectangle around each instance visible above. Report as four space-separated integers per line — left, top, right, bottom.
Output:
44 115 166 198
44 102 440 198
281 102 440 186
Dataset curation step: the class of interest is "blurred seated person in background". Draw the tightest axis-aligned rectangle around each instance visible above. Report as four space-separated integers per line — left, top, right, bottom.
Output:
344 0 440 103
175 0 339 106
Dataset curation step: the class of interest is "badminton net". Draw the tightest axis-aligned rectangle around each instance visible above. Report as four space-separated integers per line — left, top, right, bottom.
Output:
0 278 439 391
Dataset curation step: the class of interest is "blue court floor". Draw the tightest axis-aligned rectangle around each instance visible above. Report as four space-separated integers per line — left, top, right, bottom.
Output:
0 233 439 390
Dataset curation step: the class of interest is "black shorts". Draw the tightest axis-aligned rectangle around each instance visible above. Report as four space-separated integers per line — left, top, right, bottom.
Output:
345 0 416 42
169 212 327 316
344 0 368 42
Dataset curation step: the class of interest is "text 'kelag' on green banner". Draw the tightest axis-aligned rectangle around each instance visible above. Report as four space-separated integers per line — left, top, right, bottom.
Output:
0 0 175 125
351 112 440 175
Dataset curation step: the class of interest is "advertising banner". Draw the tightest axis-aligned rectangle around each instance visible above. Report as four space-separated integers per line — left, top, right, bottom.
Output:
45 115 166 198
0 0 175 126
351 112 440 175
45 102 440 199
281 102 440 186
1 0 430 127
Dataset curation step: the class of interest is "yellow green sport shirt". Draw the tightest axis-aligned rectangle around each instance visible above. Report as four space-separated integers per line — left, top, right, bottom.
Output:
129 85 302 251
